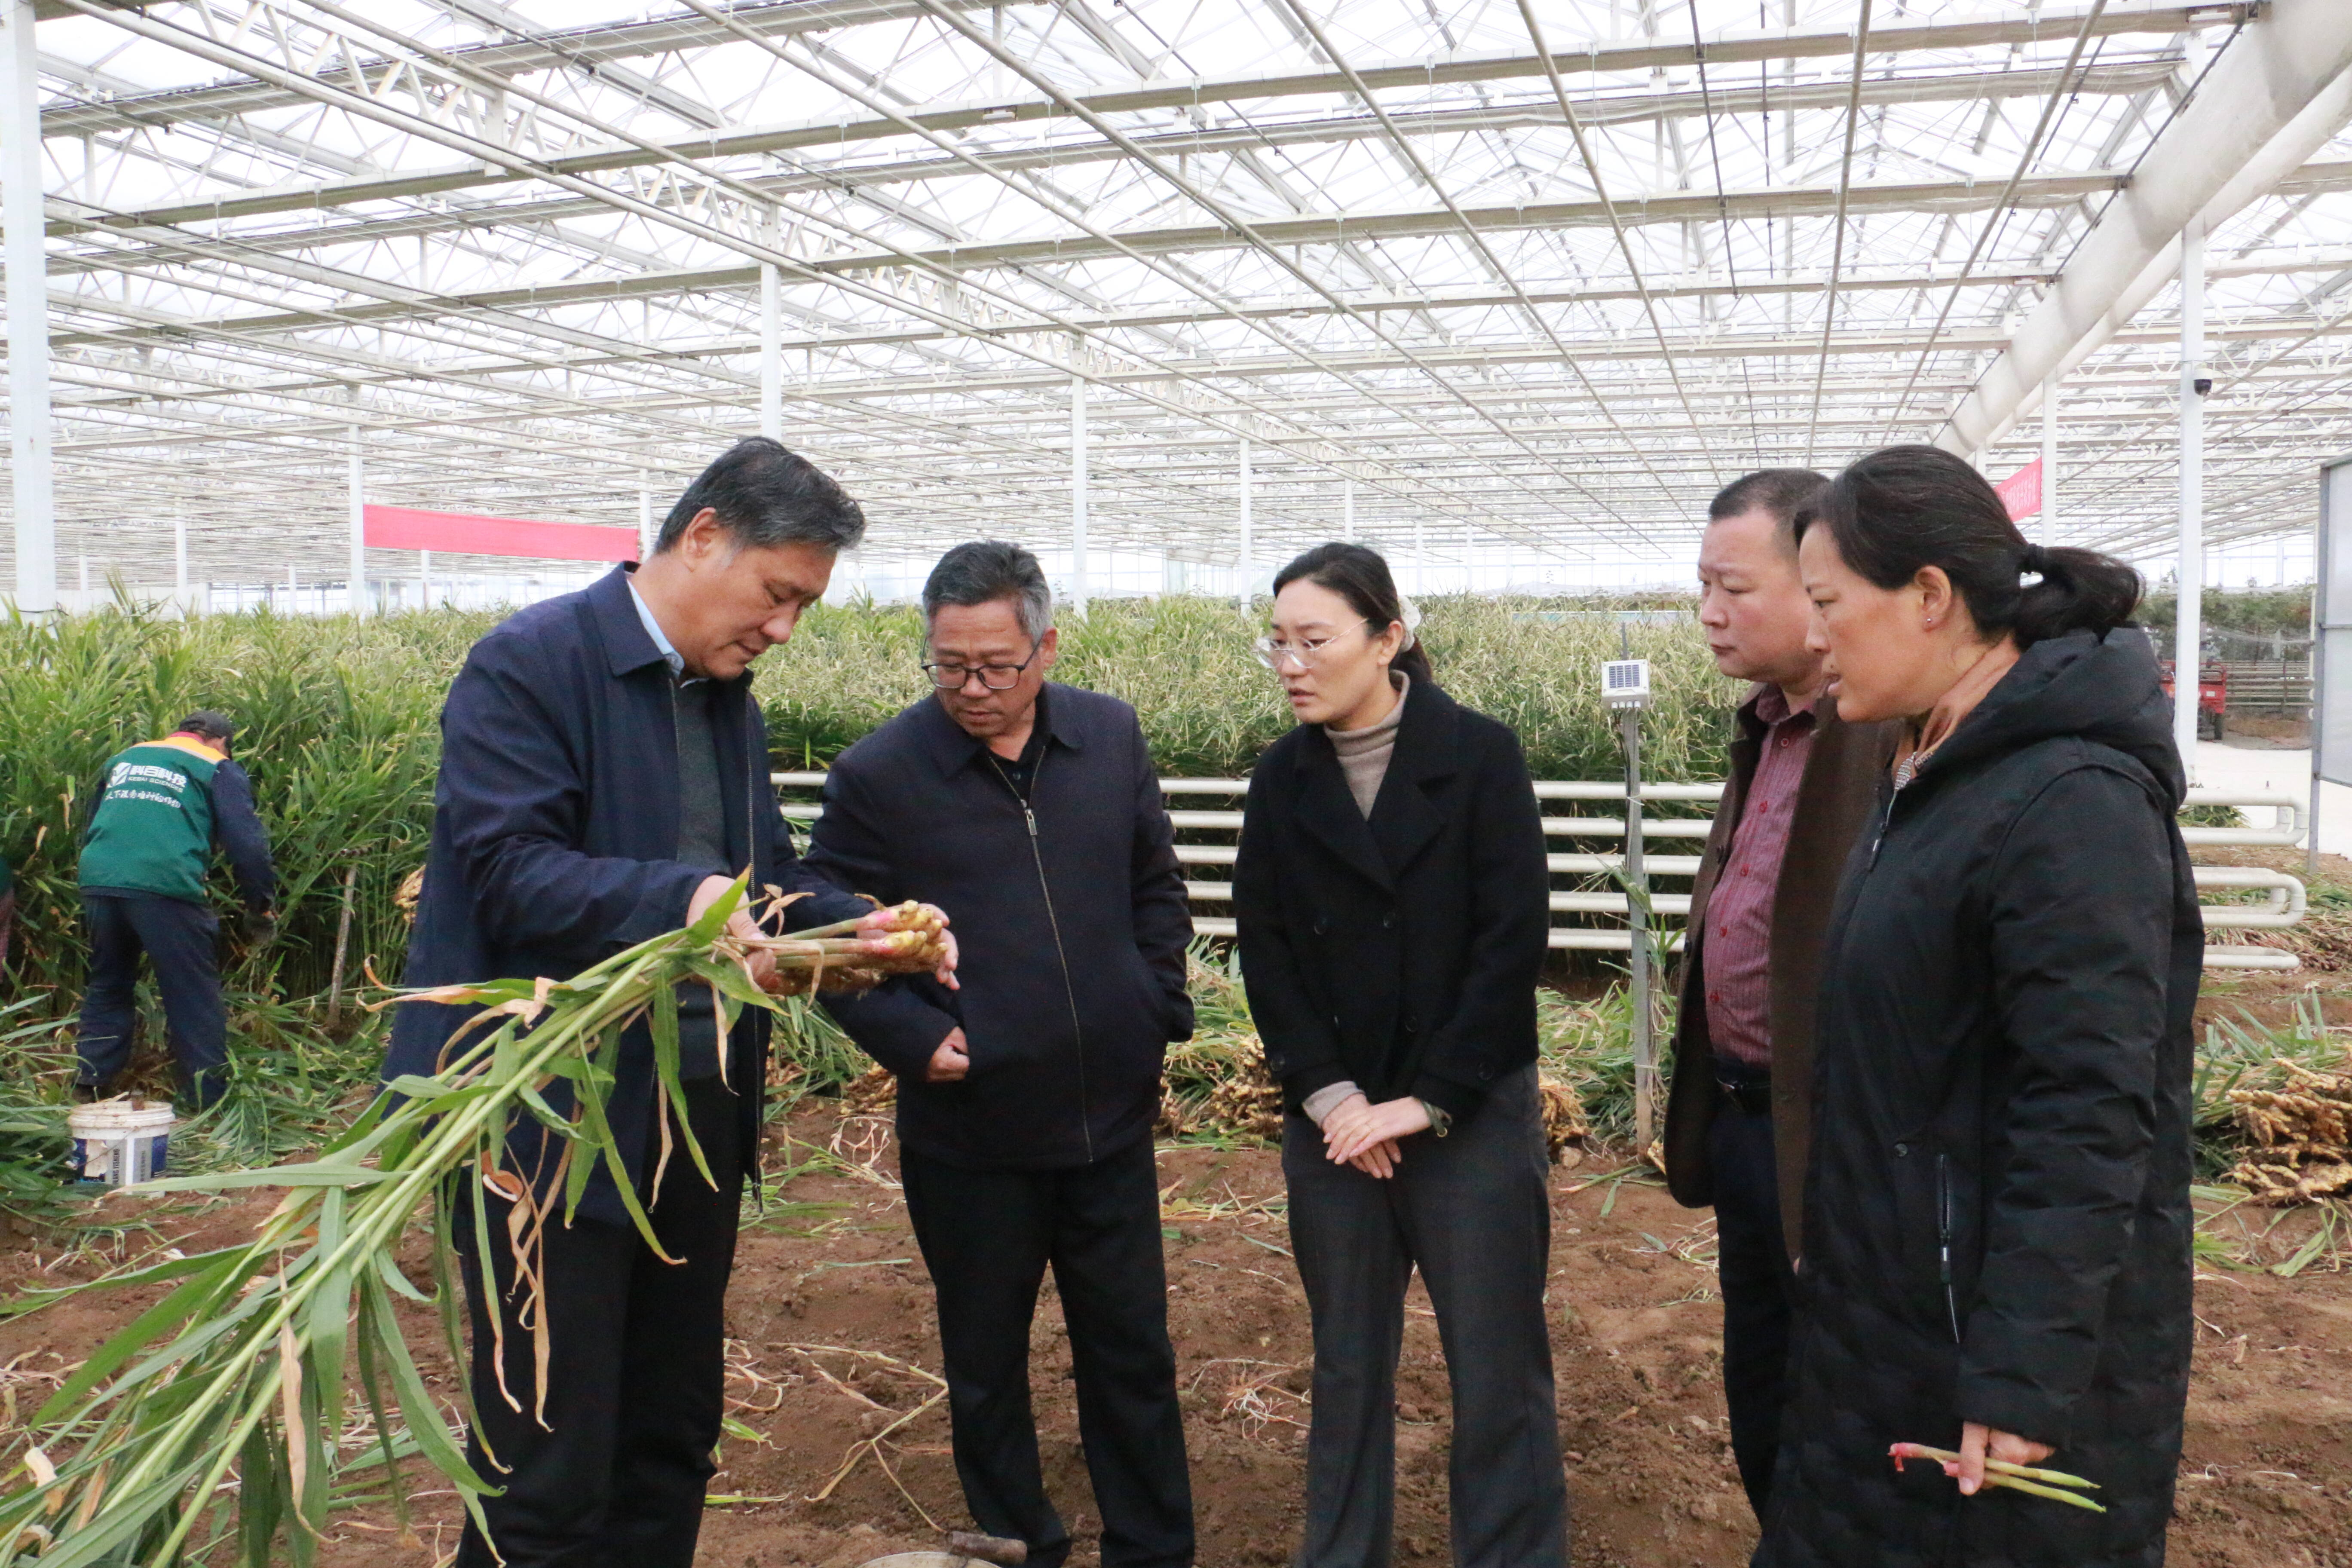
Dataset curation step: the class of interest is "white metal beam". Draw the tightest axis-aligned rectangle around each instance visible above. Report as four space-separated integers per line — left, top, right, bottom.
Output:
3 0 52 612
760 263 781 441
89 165 2150 274
1939 0 2352 456
1237 439 1251 609
2175 220 2205 775
55 7 2233 233
2040 376 2059 546
1984 62 2352 453
34 0 1026 135
347 425 365 616
43 1 2230 144
1071 375 1088 614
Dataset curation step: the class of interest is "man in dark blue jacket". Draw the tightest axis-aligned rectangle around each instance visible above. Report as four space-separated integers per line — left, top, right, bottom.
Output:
810 541 1196 1568
385 438 935 1568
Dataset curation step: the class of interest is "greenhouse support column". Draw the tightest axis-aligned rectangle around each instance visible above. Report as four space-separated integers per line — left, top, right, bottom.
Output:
3 0 55 614
637 476 654 560
172 509 187 606
2039 377 2060 546
1412 519 1424 595
1621 703 1654 1149
420 548 432 612
759 263 782 440
1342 475 1354 540
1237 439 1251 607
2174 220 2206 777
1071 375 1089 614
348 427 367 617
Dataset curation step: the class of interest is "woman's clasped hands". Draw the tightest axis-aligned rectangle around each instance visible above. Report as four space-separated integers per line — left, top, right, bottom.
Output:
1320 1092 1432 1177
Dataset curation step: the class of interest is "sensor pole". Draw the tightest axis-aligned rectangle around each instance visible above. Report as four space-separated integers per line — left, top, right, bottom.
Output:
1603 626 1658 1151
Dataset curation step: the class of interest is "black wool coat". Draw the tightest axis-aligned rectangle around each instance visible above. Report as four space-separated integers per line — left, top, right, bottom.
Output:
1233 679 1549 1122
384 566 870 1226
1758 628 2200 1568
806 684 1195 1171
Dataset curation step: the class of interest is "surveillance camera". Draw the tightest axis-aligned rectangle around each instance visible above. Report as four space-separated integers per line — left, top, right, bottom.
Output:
2193 377 2213 396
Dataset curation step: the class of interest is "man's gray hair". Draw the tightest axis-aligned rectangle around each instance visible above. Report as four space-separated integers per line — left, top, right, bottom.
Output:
656 436 866 554
922 541 1053 641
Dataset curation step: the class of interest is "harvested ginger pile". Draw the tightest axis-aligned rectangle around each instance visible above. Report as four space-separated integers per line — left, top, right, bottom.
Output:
2229 1061 2352 1204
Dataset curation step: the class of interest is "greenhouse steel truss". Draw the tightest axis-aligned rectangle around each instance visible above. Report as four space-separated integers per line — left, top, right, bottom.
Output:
0 0 2349 603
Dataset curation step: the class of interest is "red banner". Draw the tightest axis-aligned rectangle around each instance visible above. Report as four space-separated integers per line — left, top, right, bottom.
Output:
363 505 639 564
1994 459 2042 521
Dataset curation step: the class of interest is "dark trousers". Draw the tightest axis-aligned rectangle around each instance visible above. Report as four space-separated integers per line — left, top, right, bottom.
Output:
1281 1065 1569 1568
75 893 227 1109
455 1075 743 1568
900 1138 1194 1568
1707 1072 1799 1519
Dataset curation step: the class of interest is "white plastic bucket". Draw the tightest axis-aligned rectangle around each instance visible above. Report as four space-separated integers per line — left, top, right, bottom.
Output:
68 1097 175 1186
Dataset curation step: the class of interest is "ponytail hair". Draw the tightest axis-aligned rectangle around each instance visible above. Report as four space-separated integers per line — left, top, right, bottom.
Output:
1271 542 1433 686
1792 445 2141 647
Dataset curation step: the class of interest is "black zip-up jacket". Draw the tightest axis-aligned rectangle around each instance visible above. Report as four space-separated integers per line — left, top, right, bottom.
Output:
1233 678 1549 1123
1759 628 2199 1568
807 684 1195 1171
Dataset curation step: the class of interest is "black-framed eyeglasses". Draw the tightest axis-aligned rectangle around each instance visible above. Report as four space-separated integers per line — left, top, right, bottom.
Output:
921 641 1042 691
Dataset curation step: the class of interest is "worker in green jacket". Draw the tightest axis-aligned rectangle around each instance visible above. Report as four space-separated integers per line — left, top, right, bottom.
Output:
75 710 276 1109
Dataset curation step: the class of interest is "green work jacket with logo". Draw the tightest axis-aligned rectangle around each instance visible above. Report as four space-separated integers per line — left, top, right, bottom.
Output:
77 735 276 910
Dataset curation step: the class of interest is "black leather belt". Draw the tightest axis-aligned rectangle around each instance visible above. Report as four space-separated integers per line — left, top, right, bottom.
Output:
1716 1074 1773 1117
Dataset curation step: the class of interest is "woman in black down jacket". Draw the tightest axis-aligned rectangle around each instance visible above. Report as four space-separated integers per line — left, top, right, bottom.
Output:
1760 445 2199 1568
1234 543 1564 1568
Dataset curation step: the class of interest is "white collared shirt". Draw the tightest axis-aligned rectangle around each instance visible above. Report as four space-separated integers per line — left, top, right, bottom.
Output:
626 576 701 685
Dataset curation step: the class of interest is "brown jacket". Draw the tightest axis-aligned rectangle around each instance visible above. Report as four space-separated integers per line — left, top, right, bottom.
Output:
1661 686 1897 1262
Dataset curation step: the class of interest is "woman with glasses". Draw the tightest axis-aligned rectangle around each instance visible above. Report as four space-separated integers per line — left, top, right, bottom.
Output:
1233 542 1565 1568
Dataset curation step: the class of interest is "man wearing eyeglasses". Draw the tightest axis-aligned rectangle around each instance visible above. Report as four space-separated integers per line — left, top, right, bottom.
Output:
807 540 1197 1568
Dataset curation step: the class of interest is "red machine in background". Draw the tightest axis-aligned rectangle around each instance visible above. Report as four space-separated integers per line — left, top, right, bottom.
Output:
2159 661 2230 740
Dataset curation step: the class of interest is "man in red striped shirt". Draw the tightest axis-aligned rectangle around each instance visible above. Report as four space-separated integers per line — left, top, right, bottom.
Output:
1663 472 1899 1519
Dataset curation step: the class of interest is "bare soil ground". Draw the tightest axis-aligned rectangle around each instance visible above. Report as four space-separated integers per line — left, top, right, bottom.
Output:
8 1087 2352 1568
2214 715 2308 748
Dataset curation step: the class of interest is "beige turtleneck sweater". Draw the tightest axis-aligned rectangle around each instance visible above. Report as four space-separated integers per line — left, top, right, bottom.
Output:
1301 674 1412 1129
1327 672 1409 818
